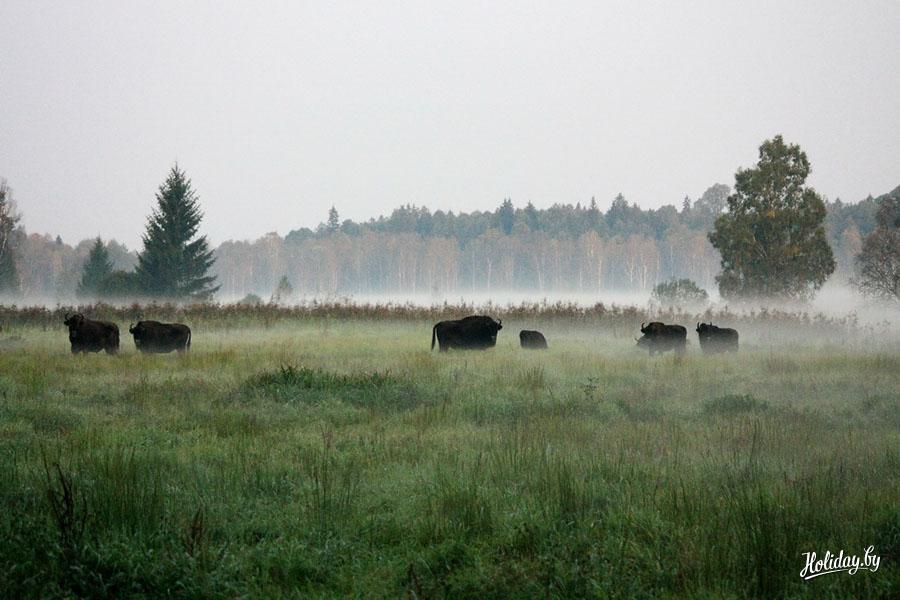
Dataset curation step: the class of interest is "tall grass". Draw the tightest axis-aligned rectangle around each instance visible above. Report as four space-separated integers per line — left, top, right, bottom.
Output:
0 316 896 597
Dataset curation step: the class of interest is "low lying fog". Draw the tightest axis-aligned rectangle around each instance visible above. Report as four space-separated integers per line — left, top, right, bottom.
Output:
13 281 892 328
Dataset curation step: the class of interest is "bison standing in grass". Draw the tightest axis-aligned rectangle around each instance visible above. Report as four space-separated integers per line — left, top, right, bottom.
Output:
696 322 739 354
63 313 119 354
431 315 502 351
519 330 548 349
129 321 192 353
635 321 687 356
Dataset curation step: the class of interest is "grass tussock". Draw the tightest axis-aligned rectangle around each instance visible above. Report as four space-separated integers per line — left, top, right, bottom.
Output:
246 365 427 412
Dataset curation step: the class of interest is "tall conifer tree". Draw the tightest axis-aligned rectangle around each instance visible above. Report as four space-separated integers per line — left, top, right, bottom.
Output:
135 165 218 300
77 237 113 298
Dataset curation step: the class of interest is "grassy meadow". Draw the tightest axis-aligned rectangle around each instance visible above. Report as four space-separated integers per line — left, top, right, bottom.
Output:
0 307 898 598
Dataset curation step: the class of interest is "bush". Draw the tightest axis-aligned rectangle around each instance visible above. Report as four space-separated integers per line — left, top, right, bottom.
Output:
652 278 709 307
238 293 263 306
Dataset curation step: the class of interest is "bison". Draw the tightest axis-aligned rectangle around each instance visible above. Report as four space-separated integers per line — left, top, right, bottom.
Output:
431 315 502 351
635 321 687 356
696 322 739 354
129 320 192 353
519 330 548 349
63 313 119 354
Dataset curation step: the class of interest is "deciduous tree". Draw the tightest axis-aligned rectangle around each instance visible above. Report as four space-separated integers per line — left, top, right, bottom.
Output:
709 136 834 300
855 189 900 302
0 179 21 295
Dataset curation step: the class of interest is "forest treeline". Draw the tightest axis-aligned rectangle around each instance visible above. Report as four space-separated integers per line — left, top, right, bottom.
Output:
5 185 883 302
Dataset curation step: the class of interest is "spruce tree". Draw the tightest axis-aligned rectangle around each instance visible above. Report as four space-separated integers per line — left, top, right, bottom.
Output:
327 206 340 234
135 165 218 300
497 199 515 235
77 238 114 298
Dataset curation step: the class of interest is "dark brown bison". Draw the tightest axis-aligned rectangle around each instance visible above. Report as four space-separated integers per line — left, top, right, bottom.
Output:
129 320 192 353
519 330 548 349
635 321 687 355
696 322 739 354
63 313 119 354
431 315 502 351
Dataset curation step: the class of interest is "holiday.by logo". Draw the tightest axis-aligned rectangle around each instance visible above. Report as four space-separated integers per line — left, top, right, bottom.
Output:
800 546 881 580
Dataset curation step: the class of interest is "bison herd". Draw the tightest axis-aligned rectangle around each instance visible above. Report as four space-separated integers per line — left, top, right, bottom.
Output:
63 313 191 354
61 312 737 357
429 315 738 355
634 321 739 355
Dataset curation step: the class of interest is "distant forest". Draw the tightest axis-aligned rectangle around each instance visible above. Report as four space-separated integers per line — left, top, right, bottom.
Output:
10 184 889 302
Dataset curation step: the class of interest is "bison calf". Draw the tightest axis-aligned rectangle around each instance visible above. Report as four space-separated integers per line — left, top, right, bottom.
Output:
129 320 192 353
64 313 119 354
519 330 548 349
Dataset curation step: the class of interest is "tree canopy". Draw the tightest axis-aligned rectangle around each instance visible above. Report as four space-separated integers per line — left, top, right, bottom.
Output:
855 187 900 302
652 278 709 307
709 136 835 301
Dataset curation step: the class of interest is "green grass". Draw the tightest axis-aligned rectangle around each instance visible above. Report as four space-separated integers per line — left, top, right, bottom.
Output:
0 319 898 598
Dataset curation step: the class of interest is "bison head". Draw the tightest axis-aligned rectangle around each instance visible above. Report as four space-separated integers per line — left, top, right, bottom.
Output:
640 321 665 336
63 313 85 328
489 318 502 342
697 322 719 334
129 321 148 338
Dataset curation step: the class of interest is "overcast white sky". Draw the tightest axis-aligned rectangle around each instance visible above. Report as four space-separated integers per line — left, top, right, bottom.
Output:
1 1 898 249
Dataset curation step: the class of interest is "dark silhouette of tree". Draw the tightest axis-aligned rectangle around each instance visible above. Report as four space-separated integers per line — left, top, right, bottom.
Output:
327 206 340 234
135 165 218 300
523 202 539 231
272 275 294 304
587 197 601 231
497 199 515 235
709 136 835 300
652 278 709 307
77 238 114 298
855 187 900 302
0 179 21 295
